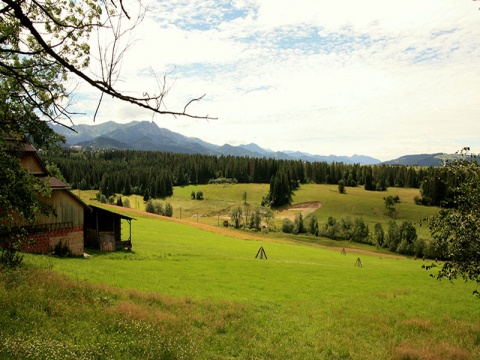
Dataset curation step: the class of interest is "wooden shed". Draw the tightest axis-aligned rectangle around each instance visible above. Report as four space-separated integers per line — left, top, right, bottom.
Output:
10 140 134 255
84 205 135 252
17 143 91 256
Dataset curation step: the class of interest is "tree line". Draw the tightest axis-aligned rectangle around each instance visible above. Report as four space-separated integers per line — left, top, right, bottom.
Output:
281 213 436 259
41 148 456 206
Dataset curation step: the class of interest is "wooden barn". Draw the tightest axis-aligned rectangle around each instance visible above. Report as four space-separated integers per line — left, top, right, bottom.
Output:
84 205 134 252
19 143 90 256
10 141 135 255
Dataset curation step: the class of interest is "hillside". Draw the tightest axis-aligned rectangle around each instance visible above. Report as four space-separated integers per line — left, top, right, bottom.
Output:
50 121 382 165
11 203 479 359
382 153 446 166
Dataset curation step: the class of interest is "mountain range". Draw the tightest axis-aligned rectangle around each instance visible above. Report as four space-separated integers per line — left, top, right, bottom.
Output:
49 120 449 166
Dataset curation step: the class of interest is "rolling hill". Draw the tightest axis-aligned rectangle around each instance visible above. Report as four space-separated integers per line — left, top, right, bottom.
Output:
382 153 462 166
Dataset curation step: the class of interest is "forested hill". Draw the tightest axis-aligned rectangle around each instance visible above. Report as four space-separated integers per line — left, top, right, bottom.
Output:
49 121 381 165
42 148 453 207
382 153 447 166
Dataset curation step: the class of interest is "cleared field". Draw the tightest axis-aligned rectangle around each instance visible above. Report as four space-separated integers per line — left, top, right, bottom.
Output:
79 183 438 240
19 207 480 359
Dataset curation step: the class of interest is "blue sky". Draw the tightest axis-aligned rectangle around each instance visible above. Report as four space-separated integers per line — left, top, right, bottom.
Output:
70 0 480 161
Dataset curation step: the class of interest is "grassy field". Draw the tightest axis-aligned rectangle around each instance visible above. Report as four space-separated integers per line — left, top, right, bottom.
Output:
1 184 478 359
78 183 436 239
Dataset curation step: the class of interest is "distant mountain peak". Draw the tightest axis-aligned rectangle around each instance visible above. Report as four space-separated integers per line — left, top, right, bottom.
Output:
49 120 382 164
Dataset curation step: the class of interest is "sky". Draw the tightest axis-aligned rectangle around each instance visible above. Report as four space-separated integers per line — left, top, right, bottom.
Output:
68 0 480 162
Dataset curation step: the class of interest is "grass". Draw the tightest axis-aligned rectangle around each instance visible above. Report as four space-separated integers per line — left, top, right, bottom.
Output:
2 184 476 359
293 184 434 238
0 267 234 359
12 210 480 359
79 183 437 239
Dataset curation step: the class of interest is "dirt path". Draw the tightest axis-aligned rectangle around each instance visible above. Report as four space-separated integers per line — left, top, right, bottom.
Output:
102 203 269 242
277 201 322 220
285 201 322 210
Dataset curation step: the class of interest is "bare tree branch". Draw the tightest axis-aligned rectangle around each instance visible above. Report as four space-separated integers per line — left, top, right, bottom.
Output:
184 94 206 114
2 0 217 121
93 92 104 121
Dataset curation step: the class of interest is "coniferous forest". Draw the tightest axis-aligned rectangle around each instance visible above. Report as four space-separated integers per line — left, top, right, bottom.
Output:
41 148 457 207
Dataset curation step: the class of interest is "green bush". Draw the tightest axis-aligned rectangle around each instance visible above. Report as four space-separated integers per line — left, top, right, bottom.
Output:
0 248 23 270
293 213 305 234
306 215 319 236
164 203 173 217
281 218 293 234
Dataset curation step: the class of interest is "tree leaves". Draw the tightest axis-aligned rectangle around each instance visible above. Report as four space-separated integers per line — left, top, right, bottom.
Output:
428 150 480 297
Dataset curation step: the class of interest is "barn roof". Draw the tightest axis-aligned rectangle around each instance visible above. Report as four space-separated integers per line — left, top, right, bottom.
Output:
39 176 91 210
88 205 136 220
20 142 37 153
47 176 68 188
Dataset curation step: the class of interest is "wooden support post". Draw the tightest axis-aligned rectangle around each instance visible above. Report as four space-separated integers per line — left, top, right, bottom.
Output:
255 246 267 260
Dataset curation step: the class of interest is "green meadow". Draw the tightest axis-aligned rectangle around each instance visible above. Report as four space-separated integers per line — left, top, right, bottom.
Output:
1 184 479 359
80 183 435 237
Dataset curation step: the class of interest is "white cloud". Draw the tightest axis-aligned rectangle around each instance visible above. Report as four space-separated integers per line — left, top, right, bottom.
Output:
256 0 477 32
66 0 480 161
